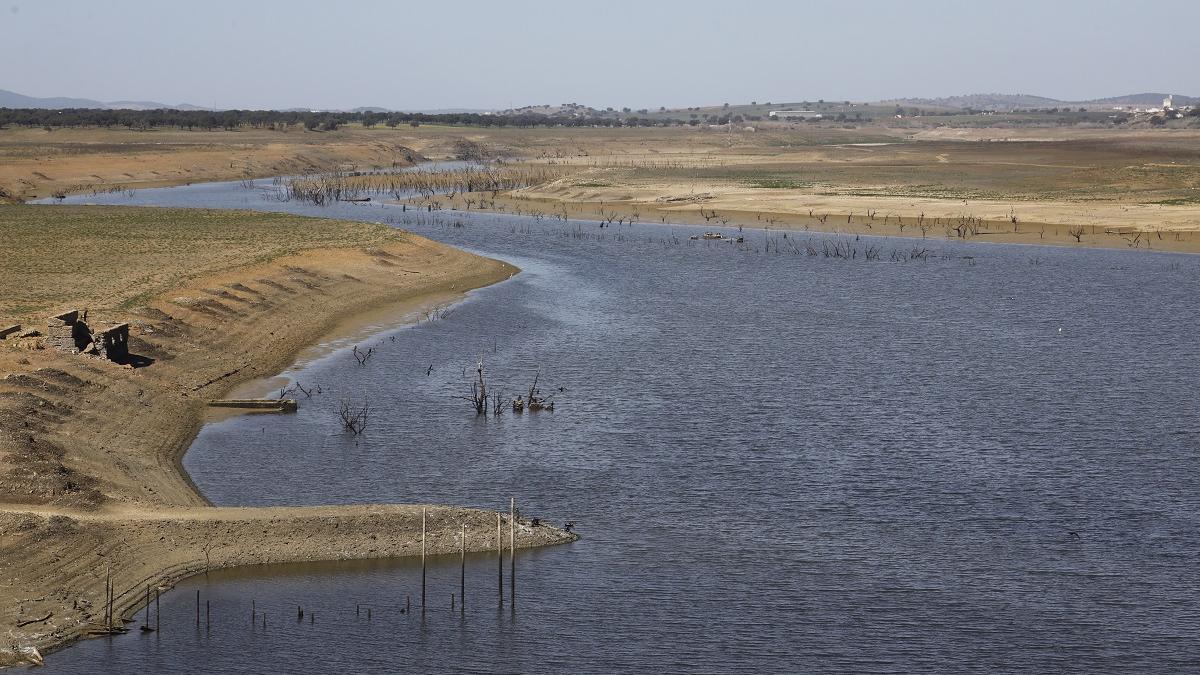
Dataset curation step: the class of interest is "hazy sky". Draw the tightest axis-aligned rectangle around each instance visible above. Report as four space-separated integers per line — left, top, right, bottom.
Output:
2 0 1196 110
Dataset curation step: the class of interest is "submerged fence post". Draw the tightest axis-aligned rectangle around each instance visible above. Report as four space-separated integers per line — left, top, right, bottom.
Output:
156 589 160 633
497 512 503 603
510 497 516 608
460 523 466 611
421 507 427 610
195 590 200 627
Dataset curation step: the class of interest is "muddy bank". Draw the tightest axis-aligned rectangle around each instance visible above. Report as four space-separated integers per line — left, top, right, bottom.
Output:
0 223 573 667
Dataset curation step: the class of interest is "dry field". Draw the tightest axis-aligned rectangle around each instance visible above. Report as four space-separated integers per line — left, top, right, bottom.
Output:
0 205 572 666
0 126 423 203
9 123 1198 251
401 125 1200 252
0 205 412 319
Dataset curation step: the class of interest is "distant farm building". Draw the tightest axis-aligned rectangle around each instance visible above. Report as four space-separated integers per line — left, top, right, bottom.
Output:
768 110 823 120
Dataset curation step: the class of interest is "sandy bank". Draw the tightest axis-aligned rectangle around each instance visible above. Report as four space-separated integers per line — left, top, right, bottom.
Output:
0 211 573 667
426 185 1200 255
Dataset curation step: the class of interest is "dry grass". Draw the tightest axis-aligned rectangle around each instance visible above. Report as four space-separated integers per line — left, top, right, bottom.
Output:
0 205 407 319
0 126 423 202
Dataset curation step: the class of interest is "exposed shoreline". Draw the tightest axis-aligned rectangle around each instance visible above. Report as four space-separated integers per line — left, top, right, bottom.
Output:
0 220 574 667
420 188 1200 255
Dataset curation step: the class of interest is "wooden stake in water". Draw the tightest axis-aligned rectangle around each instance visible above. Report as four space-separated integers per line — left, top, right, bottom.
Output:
460 523 466 611
510 497 516 606
144 585 150 629
206 600 210 630
421 507 427 609
156 590 160 633
195 590 200 627
497 512 504 601
104 565 111 630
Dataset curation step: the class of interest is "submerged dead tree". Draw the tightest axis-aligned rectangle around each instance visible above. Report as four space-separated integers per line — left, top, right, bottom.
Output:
514 371 555 412
458 357 489 415
338 396 370 434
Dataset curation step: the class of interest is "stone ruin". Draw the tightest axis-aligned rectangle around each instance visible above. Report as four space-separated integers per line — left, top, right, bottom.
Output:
46 310 129 363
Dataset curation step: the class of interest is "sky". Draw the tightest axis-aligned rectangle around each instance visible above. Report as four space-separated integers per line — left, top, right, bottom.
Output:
1 0 1196 110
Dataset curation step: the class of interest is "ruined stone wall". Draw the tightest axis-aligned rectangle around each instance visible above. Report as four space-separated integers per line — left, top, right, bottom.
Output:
45 310 86 354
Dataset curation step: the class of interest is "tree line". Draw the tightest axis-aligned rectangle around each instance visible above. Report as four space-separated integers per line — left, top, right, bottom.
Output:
0 107 700 131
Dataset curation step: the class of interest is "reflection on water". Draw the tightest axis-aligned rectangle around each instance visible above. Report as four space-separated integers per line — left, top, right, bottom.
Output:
40 177 1200 672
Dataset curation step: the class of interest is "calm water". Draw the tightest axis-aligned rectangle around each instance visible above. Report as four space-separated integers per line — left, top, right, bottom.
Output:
38 177 1200 672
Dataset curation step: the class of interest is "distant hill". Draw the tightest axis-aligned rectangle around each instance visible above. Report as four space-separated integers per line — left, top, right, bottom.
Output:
0 88 207 111
885 92 1197 111
1085 92 1198 107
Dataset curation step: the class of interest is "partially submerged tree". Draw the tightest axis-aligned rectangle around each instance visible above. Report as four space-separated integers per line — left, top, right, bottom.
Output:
338 397 370 435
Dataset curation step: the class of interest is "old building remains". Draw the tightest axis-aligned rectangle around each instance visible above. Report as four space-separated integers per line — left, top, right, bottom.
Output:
46 309 129 362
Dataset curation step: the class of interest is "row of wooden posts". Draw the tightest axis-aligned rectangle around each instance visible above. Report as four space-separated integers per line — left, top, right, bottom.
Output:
111 499 522 634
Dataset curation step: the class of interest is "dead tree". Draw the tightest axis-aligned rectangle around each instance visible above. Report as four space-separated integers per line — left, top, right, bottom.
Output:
1068 226 1085 242
338 397 370 434
352 345 374 366
457 357 488 415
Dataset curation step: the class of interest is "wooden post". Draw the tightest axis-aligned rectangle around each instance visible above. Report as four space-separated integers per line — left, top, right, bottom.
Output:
252 599 256 623
406 595 411 614
421 507 427 609
497 512 503 602
156 590 160 633
195 590 200 626
510 497 516 606
144 585 150 628
460 523 466 611
104 566 111 630
206 600 210 629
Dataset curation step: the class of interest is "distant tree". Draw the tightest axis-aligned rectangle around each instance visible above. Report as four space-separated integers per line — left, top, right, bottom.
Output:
409 120 421 127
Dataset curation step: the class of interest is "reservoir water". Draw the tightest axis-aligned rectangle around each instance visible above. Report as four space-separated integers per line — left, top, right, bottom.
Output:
39 177 1200 672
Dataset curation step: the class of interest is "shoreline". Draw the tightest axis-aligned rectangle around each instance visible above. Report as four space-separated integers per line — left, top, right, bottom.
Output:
417 189 1200 255
0 224 572 667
